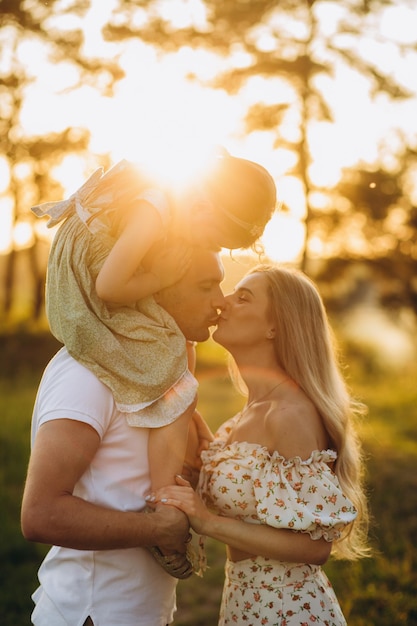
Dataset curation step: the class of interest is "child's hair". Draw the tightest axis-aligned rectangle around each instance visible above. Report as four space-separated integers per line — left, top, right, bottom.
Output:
201 155 277 248
65 156 276 249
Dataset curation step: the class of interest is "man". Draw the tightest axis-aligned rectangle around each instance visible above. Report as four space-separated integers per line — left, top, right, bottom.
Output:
21 246 225 626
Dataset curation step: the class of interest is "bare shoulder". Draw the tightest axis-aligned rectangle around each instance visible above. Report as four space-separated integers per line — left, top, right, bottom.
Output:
265 387 328 460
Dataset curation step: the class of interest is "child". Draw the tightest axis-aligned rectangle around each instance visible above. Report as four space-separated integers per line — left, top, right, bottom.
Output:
31 152 277 576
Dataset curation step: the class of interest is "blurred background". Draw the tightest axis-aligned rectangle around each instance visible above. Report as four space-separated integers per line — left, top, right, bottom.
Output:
1 1 416 624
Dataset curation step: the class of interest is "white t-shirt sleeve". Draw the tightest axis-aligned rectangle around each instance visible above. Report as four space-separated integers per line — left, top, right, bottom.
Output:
31 347 116 445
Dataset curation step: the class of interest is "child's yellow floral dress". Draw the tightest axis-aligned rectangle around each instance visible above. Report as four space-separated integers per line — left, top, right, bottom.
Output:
32 161 197 427
198 417 357 626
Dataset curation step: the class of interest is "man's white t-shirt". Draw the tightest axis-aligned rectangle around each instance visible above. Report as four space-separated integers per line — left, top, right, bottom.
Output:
30 348 177 626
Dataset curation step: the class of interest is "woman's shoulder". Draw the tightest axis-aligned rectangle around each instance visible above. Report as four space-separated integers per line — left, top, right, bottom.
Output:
264 392 327 460
214 415 240 441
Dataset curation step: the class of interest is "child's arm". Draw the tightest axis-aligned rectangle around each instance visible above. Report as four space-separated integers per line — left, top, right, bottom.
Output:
96 201 190 303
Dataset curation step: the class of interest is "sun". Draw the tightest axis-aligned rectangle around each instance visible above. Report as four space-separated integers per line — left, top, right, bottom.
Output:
6 13 306 262
262 213 305 263
85 43 240 191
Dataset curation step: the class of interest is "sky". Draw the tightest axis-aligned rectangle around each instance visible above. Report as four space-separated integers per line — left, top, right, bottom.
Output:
1 0 417 261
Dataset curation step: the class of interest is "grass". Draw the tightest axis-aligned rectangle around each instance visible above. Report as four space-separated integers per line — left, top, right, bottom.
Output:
0 376 49 625
1 334 417 625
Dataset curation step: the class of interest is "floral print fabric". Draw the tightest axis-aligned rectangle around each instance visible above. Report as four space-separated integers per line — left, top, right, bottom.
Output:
198 417 356 625
219 556 347 625
199 417 357 540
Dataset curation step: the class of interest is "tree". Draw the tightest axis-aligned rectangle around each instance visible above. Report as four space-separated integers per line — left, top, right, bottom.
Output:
0 0 123 322
2 0 417 321
104 0 417 279
310 147 417 315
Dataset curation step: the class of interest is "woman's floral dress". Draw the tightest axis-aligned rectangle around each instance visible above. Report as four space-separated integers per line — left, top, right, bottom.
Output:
198 417 357 626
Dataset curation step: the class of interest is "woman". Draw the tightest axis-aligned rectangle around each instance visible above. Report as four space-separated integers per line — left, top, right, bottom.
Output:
153 264 369 624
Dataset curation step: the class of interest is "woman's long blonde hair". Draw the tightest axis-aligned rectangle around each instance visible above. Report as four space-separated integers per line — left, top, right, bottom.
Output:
246 264 369 560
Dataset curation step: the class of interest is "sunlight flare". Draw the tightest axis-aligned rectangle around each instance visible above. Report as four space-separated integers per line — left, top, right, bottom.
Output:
262 213 305 262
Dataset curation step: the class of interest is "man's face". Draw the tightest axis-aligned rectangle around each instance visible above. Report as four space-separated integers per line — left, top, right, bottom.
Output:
155 249 225 342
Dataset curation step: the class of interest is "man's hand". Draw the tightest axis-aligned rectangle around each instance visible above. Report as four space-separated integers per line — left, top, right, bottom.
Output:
183 410 213 487
150 245 191 289
151 504 191 554
22 419 189 552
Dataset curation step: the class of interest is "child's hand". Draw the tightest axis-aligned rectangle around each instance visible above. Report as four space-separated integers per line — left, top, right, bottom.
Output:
150 245 191 289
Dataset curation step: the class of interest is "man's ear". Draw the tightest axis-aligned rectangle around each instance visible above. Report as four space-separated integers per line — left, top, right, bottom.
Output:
266 328 275 339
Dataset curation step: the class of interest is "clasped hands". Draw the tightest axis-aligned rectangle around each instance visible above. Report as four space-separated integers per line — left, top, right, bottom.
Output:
146 474 212 537
146 409 214 535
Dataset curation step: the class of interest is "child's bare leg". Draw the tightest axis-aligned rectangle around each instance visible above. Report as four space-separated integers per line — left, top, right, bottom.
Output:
148 406 194 558
149 409 192 491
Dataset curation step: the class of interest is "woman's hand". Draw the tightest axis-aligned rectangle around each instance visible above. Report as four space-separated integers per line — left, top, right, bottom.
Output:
152 475 213 536
193 410 214 448
150 476 333 565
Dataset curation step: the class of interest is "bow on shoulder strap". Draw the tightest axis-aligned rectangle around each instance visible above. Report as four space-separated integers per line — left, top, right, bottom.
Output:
31 168 104 228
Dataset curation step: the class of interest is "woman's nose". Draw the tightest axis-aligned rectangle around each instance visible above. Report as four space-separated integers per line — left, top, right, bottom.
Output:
217 295 232 314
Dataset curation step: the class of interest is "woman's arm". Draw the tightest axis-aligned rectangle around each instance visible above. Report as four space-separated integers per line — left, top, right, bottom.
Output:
153 476 331 565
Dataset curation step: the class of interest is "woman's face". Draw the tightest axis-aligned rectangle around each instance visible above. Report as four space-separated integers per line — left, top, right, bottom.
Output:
212 272 274 351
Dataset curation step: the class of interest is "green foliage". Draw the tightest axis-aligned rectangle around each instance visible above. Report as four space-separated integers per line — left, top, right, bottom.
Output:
323 390 417 623
311 158 417 316
1 334 417 625
0 376 49 625
105 0 417 280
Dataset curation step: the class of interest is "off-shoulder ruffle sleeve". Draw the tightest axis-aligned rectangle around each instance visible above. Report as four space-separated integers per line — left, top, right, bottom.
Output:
251 448 356 540
199 437 357 542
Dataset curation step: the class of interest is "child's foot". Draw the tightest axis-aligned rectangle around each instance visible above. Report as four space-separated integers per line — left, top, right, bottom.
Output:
147 545 193 579
143 504 194 579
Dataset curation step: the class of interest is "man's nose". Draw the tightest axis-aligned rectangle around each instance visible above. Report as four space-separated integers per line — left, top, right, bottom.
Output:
213 288 226 311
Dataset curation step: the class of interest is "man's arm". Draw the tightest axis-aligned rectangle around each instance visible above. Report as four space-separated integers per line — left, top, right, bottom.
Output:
182 410 213 488
21 418 189 552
